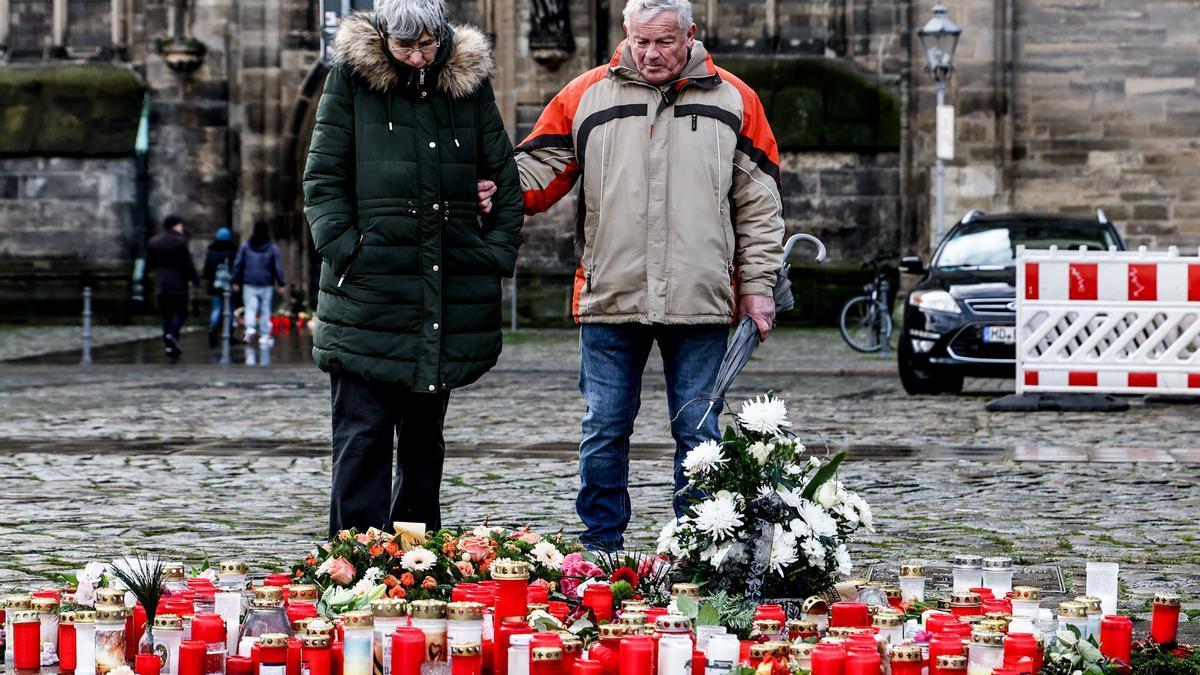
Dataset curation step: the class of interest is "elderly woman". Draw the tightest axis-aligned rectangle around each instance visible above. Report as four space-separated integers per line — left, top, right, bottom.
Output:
304 0 522 537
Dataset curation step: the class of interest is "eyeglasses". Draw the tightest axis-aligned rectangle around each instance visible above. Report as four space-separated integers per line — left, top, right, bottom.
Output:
388 38 440 57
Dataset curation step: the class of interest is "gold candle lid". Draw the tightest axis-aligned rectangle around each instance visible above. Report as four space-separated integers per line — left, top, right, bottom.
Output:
752 619 781 632
372 598 409 618
1011 587 1040 602
289 584 320 603
788 620 817 633
621 601 649 612
899 563 926 578
11 610 40 623
789 642 816 658
532 647 563 661
96 588 126 606
671 583 701 598
872 613 903 628
31 597 60 611
979 619 1008 633
598 624 626 639
452 643 483 657
882 586 903 599
3 595 32 610
447 601 486 621
655 614 692 632
258 633 289 648
95 606 128 622
306 619 335 637
1057 602 1087 619
1074 597 1103 614
764 642 791 657
801 596 829 615
527 603 550 614
342 610 374 628
748 644 772 658
154 614 184 631
825 626 856 638
1154 592 1181 607
302 634 332 648
490 559 530 580
619 612 647 626
560 640 583 654
60 611 76 625
891 645 923 663
293 617 315 633
950 591 981 606
163 562 186 580
410 599 448 620
252 585 285 607
937 655 967 668
971 631 1004 646
984 612 1012 622
219 561 248 575
73 610 97 624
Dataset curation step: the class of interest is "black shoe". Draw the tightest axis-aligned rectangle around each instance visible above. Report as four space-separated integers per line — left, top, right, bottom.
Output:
165 334 182 357
207 329 219 347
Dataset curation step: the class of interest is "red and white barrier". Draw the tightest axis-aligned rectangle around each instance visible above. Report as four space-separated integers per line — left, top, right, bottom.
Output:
1016 245 1200 396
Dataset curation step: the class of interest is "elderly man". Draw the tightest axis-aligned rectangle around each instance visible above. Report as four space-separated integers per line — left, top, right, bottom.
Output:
496 0 785 549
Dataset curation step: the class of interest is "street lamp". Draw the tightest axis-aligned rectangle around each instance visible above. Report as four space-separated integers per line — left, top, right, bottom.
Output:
918 4 961 249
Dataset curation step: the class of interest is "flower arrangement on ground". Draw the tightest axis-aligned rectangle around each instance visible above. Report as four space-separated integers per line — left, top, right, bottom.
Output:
561 550 675 608
656 394 874 599
292 521 577 607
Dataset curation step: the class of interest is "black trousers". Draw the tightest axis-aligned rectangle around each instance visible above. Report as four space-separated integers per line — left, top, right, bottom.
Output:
328 373 451 539
157 293 188 341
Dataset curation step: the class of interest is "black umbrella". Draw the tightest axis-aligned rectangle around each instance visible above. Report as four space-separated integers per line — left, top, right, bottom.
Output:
696 233 827 428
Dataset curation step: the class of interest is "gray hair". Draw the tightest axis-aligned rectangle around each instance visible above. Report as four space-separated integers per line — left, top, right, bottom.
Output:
622 0 693 31
376 0 445 41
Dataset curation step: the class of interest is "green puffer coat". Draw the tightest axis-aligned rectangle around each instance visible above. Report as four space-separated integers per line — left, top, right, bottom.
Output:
304 12 523 391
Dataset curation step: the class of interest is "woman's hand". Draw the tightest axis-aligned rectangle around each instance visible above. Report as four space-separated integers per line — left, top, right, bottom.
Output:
476 180 497 214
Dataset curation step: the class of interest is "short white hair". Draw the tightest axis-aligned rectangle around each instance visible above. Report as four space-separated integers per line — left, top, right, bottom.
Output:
622 0 693 32
376 0 445 41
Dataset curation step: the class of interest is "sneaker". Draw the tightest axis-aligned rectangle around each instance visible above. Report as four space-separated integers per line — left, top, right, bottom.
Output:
260 335 275 347
165 334 182 358
243 329 258 344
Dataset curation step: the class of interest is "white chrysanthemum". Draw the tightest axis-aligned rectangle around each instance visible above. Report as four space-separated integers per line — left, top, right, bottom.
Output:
834 544 853 576
682 440 727 477
702 542 746 570
801 537 826 568
797 499 838 538
769 525 799 576
776 486 803 509
691 491 744 539
400 548 437 572
575 577 602 598
531 541 564 569
748 441 774 465
737 395 792 436
657 518 682 555
352 576 377 595
784 463 803 475
815 480 841 508
789 517 812 540
848 493 874 531
80 562 107 585
808 456 822 469
834 503 860 526
362 567 383 583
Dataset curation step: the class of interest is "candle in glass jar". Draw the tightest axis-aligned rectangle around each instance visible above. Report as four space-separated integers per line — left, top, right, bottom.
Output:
452 643 484 675
1099 615 1131 672
59 610 79 672
749 619 782 642
787 620 818 642
1009 587 1039 620
951 556 983 594
95 605 129 675
508 634 533 675
966 632 1004 675
898 563 926 603
618 636 653 675
810 642 846 675
304 633 335 675
531 647 563 675
801 597 830 635
391 628 426 675
949 592 982 619
935 654 967 675
789 642 815 671
581 584 614 624
657 634 691 675
889 645 921 675
259 634 290 675
343 611 376 675
411 601 449 670
31 596 60 652
981 558 1013 597
491 561 531 622
374 599 410 675
12 610 42 670
829 603 869 628
870 612 903 644
1150 592 1181 646
1002 632 1040 674
1057 603 1088 639
1074 597 1103 639
703 634 738 675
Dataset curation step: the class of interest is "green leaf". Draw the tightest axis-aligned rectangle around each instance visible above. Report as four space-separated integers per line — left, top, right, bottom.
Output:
696 603 720 626
801 452 845 500
722 425 738 444
1077 641 1103 663
675 595 699 619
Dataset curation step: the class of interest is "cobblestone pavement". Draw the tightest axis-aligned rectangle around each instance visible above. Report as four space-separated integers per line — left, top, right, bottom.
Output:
0 324 165 361
0 327 1197 638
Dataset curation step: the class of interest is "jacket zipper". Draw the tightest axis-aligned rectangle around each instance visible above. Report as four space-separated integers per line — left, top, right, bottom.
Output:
337 233 366 288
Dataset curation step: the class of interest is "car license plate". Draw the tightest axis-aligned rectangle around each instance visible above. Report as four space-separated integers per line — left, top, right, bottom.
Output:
983 325 1017 344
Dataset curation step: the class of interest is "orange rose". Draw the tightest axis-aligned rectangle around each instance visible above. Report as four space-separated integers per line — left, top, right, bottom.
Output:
338 530 352 541
400 573 415 587
421 576 438 590
389 587 407 599
370 545 384 557
384 575 399 588
384 542 400 557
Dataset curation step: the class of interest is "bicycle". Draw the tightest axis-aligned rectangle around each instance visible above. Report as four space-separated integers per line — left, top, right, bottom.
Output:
839 254 896 353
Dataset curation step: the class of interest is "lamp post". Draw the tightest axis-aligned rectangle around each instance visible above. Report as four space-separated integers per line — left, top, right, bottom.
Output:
918 4 961 249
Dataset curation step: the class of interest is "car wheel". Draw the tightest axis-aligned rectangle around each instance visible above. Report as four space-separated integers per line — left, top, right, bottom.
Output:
898 337 964 395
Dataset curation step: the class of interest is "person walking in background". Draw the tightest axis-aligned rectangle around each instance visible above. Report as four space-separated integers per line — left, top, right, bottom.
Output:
202 227 237 347
146 214 200 358
232 221 287 346
303 0 522 537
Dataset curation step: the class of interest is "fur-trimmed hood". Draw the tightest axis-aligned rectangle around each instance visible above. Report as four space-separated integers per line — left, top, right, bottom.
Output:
333 12 494 99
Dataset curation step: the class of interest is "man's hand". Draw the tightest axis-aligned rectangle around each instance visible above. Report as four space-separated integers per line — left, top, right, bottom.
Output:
476 180 497 214
738 294 776 342
232 283 241 293
277 285 288 297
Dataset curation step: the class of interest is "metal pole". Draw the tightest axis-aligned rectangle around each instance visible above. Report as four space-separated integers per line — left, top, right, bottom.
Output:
934 78 946 251
81 286 93 365
220 287 232 364
510 270 518 333
879 277 891 357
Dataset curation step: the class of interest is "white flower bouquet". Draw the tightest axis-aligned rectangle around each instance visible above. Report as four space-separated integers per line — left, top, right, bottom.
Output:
657 394 873 599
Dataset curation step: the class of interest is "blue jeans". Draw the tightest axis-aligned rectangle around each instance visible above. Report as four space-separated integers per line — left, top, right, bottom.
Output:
577 323 727 550
242 285 274 336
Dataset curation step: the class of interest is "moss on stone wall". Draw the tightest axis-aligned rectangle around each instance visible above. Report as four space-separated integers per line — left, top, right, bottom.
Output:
718 56 900 151
0 64 145 156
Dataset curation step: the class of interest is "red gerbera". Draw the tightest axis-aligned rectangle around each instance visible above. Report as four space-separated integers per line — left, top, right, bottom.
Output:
610 567 639 588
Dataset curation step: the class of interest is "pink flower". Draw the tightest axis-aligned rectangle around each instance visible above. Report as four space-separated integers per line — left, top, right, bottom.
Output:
356 532 374 544
517 531 543 545
559 552 605 597
458 536 493 562
327 557 356 586
454 561 475 577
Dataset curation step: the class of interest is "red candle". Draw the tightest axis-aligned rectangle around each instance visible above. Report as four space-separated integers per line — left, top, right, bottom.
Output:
496 617 533 675
302 635 333 675
928 633 965 668
454 584 480 602
227 655 254 675
393 628 427 675
179 640 207 675
332 640 344 675
1150 593 1181 645
829 603 869 628
810 643 846 675
969 588 995 601
582 584 614 624
129 602 148 661
642 608 668 625
527 584 550 606
575 659 603 675
1003 633 1041 674
492 561 531 622
844 647 880 675
137 652 163 675
1099 615 1132 672
846 634 876 652
691 650 705 675
287 601 319 628
531 647 564 675
532 632 564 650
59 618 78 671
12 611 41 670
453 643 485 675
889 645 922 675
548 602 570 622
288 637 304 675
754 605 787 625
982 599 1012 615
618 636 652 675
588 643 618 675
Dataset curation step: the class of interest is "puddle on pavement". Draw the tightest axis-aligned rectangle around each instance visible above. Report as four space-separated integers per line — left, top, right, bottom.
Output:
15 330 315 366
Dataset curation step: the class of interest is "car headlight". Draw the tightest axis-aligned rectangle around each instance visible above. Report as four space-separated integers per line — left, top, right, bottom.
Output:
909 290 961 314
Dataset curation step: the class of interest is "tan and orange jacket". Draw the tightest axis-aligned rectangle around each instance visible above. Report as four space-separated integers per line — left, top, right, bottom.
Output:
515 41 785 325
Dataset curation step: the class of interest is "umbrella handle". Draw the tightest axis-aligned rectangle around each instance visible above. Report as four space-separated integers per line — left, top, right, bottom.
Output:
695 400 716 430
783 233 827 263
